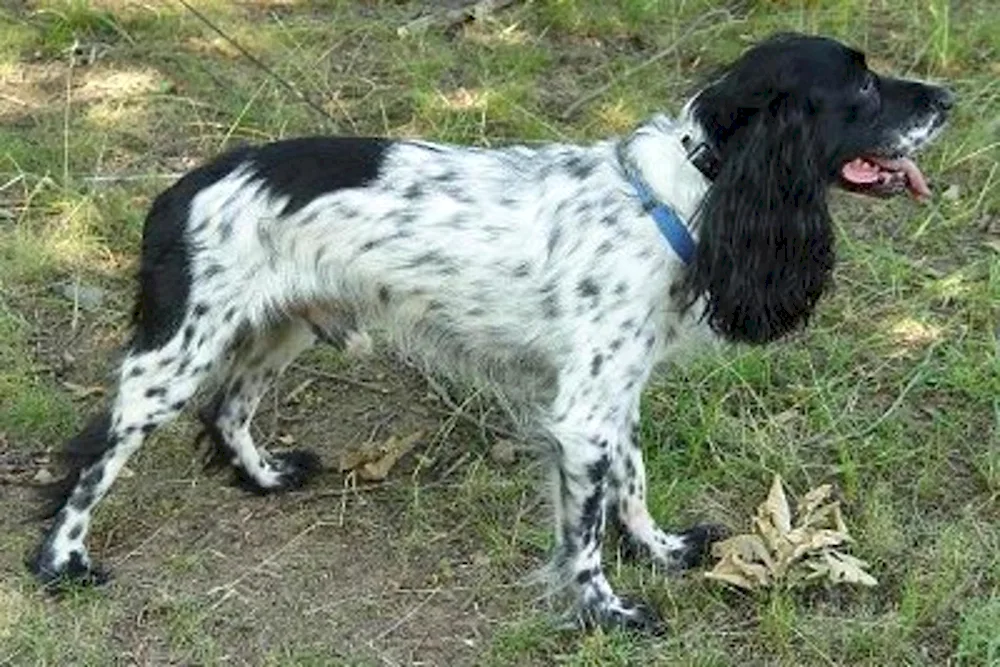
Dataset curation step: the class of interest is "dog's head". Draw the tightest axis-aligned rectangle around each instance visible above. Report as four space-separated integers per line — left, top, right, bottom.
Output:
680 33 952 344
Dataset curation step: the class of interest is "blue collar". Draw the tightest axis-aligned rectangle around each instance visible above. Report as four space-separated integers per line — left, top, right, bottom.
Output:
617 146 696 264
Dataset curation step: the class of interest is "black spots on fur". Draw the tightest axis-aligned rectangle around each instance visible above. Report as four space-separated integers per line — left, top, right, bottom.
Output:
547 225 562 257
145 386 167 398
195 389 231 470
575 567 598 586
141 423 156 435
203 264 223 279
377 285 391 305
408 251 457 275
250 137 391 216
591 353 604 377
69 489 94 512
223 307 237 324
218 216 234 242
565 155 596 180
79 465 104 492
577 278 599 299
644 333 656 350
614 282 628 297
128 366 145 378
512 262 531 278
192 302 210 318
624 455 637 480
403 183 424 200
596 240 613 256
360 232 407 254
297 211 319 228
609 338 623 352
580 487 605 534
600 214 618 228
40 411 113 520
541 293 560 319
67 523 83 541
587 457 609 486
181 324 195 349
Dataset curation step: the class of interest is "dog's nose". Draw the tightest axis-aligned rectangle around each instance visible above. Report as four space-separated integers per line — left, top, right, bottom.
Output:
934 88 955 111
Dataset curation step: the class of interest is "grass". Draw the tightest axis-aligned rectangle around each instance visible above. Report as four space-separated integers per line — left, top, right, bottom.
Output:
1 0 998 665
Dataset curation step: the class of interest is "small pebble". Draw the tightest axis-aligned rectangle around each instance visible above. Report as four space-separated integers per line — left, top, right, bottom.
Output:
489 439 519 466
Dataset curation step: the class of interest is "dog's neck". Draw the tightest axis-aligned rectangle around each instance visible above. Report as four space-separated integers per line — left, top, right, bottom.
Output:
620 113 714 225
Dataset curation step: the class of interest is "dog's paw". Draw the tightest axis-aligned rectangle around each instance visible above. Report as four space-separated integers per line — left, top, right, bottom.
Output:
270 449 322 488
234 449 322 495
675 522 730 570
575 597 666 635
28 547 111 592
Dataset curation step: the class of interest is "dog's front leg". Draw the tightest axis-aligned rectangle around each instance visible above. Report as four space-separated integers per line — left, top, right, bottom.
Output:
609 406 726 570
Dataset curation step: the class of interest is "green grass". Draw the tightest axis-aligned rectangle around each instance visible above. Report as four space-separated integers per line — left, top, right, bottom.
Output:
1 0 998 665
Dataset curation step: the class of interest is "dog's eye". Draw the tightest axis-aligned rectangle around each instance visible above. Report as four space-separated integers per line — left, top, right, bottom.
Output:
860 75 876 95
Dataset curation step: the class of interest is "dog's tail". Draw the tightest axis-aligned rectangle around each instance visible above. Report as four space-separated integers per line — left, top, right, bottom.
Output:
36 410 114 520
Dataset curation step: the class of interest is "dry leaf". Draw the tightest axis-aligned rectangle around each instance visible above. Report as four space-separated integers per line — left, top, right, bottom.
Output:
339 431 424 482
706 474 877 591
823 550 878 586
31 468 54 484
705 552 771 589
764 474 792 535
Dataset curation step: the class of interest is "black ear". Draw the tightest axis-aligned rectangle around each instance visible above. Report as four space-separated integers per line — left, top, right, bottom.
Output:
680 96 835 344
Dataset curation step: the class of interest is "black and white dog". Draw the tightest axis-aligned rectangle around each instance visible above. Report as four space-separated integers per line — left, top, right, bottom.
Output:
31 34 951 631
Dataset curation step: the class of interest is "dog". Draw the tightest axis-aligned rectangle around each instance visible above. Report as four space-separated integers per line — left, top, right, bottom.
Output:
30 33 952 631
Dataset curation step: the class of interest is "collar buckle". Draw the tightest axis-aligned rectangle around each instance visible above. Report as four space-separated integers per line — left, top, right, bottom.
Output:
681 136 721 181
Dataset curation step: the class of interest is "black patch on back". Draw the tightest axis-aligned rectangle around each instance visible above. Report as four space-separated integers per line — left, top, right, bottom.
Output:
132 147 253 352
250 137 391 216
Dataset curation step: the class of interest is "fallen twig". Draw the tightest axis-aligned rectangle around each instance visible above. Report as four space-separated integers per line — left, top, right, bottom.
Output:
291 363 390 394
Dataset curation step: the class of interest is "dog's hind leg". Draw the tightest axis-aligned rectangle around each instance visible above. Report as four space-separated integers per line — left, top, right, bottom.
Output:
197 317 321 493
29 310 243 586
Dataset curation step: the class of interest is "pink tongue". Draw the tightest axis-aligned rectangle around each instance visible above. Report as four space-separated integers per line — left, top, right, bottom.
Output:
840 156 932 200
841 158 881 184
871 156 931 200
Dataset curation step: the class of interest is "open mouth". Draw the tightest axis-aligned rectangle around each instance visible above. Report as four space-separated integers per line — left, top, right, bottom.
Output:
839 155 931 201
